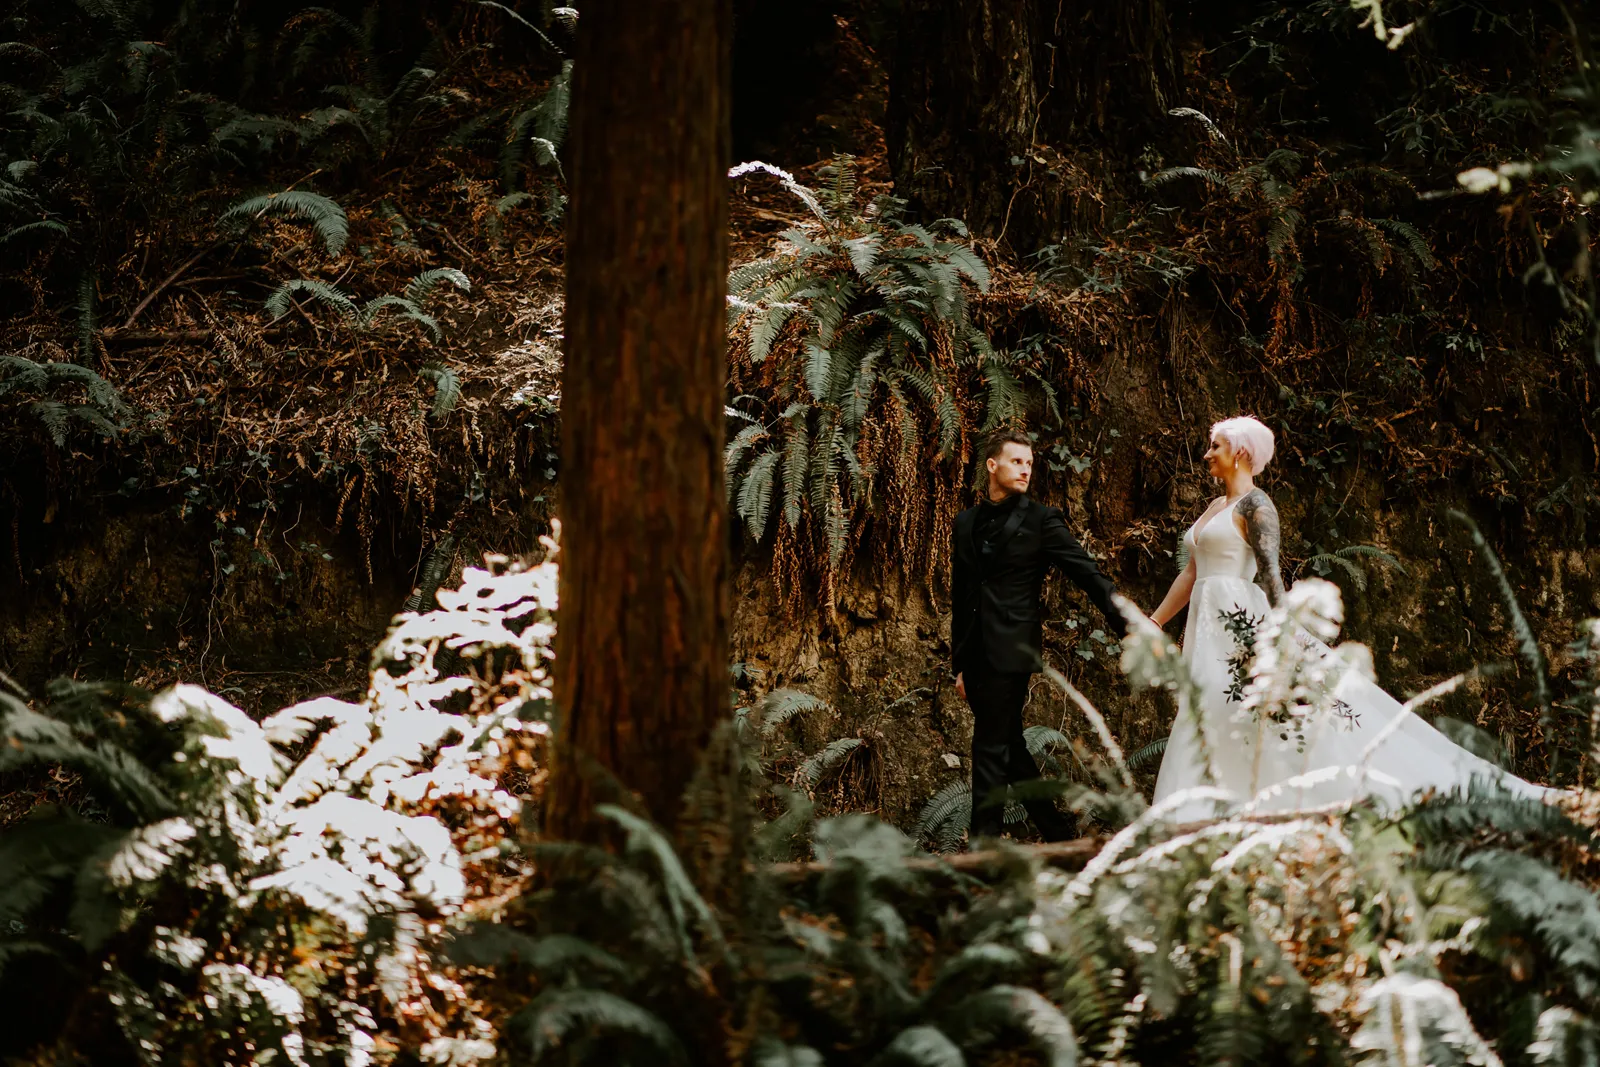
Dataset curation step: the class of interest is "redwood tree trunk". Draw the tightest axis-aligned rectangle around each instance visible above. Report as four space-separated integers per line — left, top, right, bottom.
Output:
547 0 732 839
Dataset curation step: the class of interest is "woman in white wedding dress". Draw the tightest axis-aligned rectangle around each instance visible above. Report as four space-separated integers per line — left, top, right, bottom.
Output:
1146 416 1552 821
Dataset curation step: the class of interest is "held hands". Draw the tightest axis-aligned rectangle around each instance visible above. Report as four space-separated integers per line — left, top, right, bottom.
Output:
955 672 966 701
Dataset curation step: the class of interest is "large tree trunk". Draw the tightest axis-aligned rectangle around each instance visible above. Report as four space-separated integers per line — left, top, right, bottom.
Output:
888 0 1177 253
547 0 732 839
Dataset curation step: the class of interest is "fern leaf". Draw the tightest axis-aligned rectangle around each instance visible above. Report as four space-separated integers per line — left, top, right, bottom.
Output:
221 190 349 257
264 279 357 324
913 781 972 853
751 1038 825 1067
951 986 1078 1067
798 737 863 787
521 988 685 1064
923 944 1026 1009
783 412 809 529
359 294 441 339
0 355 48 395
841 349 880 433
803 340 834 402
1304 551 1370 591
1464 850 1600 997
751 303 797 364
418 364 460 419
981 358 1027 432
844 233 881 278
404 267 471 306
0 219 67 245
754 689 830 736
736 448 780 540
1447 511 1552 749
1126 736 1169 770
751 786 814 862
596 805 723 962
1374 217 1438 271
873 1026 965 1067
1168 106 1228 141
1147 166 1227 189
1023 725 1071 760
945 244 991 291
29 400 68 446
1267 208 1303 264
723 423 769 488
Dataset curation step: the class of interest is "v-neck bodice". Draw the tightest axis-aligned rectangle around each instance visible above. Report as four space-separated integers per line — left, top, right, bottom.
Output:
1187 496 1256 582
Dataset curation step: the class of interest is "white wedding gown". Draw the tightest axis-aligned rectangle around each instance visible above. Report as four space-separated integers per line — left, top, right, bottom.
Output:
1151 496 1553 822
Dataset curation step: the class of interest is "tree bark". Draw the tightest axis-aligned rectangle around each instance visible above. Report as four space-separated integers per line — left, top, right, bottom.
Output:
547 0 732 839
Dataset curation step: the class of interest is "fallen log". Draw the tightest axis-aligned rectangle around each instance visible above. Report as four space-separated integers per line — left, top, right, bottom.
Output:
765 836 1104 881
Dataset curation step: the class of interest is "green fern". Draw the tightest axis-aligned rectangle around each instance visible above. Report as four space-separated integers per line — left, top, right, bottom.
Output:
221 190 349 257
265 278 358 323
1448 511 1554 765
1302 543 1407 590
726 155 1003 577
418 363 461 419
798 737 864 788
519 988 686 1064
1374 217 1438 271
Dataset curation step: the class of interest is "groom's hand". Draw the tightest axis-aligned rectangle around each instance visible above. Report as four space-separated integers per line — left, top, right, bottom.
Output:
955 672 966 702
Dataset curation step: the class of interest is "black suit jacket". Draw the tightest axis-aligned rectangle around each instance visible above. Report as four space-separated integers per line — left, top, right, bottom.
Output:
950 494 1126 676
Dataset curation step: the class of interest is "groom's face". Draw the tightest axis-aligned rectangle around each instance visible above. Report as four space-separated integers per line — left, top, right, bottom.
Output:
987 443 1033 497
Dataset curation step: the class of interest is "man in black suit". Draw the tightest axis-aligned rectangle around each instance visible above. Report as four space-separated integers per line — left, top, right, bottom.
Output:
951 428 1129 842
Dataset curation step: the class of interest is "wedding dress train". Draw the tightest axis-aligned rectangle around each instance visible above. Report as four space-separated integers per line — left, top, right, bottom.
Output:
1151 495 1553 822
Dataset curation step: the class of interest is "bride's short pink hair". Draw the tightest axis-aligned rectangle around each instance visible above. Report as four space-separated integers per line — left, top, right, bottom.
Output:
1210 416 1276 474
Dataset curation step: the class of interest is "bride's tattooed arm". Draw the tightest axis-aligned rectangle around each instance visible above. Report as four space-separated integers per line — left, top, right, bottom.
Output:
1237 489 1285 605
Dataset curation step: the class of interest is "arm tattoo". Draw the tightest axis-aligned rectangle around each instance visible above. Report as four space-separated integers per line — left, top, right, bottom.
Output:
1236 489 1285 606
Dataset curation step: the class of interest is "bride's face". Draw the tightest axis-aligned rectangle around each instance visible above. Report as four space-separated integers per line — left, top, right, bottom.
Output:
1203 434 1236 479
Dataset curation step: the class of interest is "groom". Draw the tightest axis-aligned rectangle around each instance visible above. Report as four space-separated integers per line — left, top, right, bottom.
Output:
950 429 1128 842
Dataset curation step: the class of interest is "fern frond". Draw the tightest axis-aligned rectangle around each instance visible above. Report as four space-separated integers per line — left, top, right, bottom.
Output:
873 1025 965 1067
418 364 460 419
359 294 440 339
1147 166 1227 189
520 988 685 1064
950 986 1078 1067
751 786 814 862
221 190 348 257
798 737 863 787
736 448 780 539
597 804 723 962
447 926 625 977
1126 736 1169 771
914 781 971 854
1168 106 1228 143
0 355 49 395
404 267 471 306
1374 218 1438 271
754 689 831 737
0 219 67 245
1267 208 1303 264
264 279 357 324
1448 511 1552 745
723 423 769 490
1464 849 1600 998
843 233 881 279
783 413 810 529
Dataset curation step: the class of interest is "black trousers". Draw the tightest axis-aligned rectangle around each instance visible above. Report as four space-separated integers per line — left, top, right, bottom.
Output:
965 663 1073 841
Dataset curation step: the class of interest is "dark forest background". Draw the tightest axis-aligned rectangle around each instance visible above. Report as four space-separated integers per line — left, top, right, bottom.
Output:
6 1 1600 1063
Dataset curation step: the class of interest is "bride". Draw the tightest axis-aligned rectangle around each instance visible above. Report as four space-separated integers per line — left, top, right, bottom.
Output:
1146 415 1551 820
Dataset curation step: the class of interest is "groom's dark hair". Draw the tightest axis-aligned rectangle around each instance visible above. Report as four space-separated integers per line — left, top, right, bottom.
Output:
982 428 1032 461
